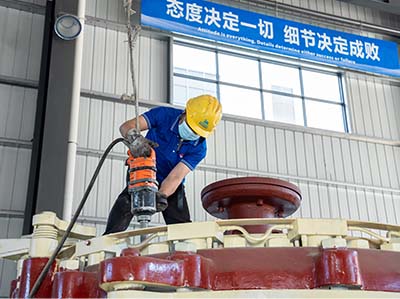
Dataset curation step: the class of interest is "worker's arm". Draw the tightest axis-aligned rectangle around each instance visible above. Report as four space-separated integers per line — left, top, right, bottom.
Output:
158 162 191 197
119 115 148 138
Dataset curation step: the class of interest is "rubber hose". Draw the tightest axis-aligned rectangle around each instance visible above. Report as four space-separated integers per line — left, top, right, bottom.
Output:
28 138 125 298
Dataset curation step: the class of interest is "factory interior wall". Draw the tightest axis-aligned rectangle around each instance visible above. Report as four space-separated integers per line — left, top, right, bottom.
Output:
0 0 400 295
74 0 400 229
0 4 44 294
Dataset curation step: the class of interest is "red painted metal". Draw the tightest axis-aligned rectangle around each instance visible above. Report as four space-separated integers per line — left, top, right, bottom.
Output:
315 249 362 288
167 252 215 288
99 247 400 292
201 177 302 233
9 279 18 298
357 248 400 292
121 247 141 257
17 257 56 298
52 271 105 298
9 176 400 296
99 255 184 287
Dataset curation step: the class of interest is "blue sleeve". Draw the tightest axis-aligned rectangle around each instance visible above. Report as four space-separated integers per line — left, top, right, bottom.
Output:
181 141 207 171
142 107 167 129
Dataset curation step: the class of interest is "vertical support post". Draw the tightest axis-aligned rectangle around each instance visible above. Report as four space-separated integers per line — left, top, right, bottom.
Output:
23 0 55 235
34 0 86 220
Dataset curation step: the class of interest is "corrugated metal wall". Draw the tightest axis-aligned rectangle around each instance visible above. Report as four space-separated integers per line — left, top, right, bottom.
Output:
74 0 400 231
347 75 400 140
227 0 400 28
0 4 43 295
0 0 399 294
81 25 169 100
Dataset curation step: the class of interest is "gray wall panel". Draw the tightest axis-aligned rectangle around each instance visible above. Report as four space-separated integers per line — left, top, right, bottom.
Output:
0 85 35 213
16 0 46 6
0 217 24 297
0 85 37 140
0 7 43 81
0 8 40 292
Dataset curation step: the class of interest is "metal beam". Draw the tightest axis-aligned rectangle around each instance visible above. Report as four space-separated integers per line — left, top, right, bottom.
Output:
0 75 38 89
0 137 32 149
0 210 25 218
85 16 127 32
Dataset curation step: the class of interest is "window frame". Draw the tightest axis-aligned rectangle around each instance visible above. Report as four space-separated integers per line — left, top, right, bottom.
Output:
172 39 349 133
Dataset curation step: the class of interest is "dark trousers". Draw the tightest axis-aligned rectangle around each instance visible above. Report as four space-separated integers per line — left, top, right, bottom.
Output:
103 184 191 235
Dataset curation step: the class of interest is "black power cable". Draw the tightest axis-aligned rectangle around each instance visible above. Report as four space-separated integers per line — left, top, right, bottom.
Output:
28 138 125 298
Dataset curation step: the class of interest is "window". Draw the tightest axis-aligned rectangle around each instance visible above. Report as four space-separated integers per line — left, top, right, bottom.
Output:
172 41 348 133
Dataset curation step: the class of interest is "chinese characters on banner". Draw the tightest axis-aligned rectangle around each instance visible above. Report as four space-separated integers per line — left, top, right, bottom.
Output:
142 0 400 77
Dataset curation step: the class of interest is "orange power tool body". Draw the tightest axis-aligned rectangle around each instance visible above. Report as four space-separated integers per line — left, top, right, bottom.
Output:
126 147 158 222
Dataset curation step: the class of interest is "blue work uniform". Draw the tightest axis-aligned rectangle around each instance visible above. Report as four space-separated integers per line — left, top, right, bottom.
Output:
103 106 207 234
142 106 207 185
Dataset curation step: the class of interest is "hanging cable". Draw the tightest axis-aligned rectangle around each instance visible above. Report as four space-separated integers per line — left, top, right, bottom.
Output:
124 0 141 129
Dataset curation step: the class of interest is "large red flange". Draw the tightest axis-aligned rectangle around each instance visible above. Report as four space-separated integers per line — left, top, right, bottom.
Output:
201 177 302 233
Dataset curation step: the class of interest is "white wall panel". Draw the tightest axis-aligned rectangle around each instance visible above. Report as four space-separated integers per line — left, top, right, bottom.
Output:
72 0 400 231
225 0 400 28
82 25 169 102
85 0 125 23
0 7 43 81
347 76 400 140
73 97 400 227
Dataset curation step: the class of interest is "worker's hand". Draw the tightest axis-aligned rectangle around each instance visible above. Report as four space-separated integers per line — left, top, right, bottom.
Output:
129 136 157 157
156 191 168 212
126 128 141 143
125 128 158 157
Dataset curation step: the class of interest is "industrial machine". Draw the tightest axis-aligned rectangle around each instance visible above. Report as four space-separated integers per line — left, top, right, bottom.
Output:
1 176 400 298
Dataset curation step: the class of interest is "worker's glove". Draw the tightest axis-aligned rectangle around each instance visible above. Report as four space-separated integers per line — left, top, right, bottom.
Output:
126 128 141 144
156 191 168 212
125 128 158 158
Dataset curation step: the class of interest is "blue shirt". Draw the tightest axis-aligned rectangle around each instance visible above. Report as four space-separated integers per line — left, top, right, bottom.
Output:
142 107 207 185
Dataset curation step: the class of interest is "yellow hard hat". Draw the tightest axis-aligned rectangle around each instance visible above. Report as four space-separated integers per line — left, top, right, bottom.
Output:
185 94 222 138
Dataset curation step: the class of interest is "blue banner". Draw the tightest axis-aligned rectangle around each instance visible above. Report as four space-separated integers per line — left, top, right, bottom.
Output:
141 0 400 78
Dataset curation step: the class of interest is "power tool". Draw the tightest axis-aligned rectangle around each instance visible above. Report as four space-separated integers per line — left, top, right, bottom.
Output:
126 147 158 226
124 133 168 228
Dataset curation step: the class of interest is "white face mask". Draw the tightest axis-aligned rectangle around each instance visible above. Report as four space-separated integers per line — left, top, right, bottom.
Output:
178 120 200 141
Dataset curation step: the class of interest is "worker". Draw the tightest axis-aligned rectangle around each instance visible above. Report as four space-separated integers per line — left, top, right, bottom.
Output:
104 94 222 234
